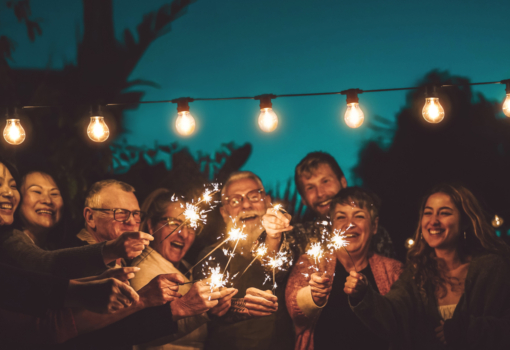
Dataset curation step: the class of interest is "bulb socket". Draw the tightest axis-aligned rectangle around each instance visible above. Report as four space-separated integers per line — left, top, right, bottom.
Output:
172 97 194 112
90 105 104 116
502 79 510 94
341 89 363 104
255 94 276 109
424 85 440 98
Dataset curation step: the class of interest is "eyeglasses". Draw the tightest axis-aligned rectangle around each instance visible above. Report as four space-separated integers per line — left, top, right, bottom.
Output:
91 208 145 223
159 217 203 235
223 189 265 208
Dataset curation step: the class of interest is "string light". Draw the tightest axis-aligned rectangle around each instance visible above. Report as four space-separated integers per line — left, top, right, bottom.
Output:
3 108 26 145
87 105 110 142
8 76 510 146
405 238 415 249
341 89 364 128
502 80 510 117
422 86 445 123
173 98 196 136
492 215 504 228
255 94 278 132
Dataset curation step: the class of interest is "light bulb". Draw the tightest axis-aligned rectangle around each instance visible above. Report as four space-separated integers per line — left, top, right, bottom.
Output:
503 94 510 117
87 116 109 142
422 97 444 123
344 102 365 128
258 108 278 132
3 119 26 145
405 238 415 249
175 111 196 136
492 215 504 228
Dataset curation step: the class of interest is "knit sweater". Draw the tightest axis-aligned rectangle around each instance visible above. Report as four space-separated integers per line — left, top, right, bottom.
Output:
351 253 510 350
285 253 403 350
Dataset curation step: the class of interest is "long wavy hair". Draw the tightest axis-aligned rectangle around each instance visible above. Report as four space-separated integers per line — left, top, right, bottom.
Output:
407 183 510 298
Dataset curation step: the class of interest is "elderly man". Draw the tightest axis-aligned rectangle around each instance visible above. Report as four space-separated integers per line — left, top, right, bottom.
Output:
263 151 395 258
195 171 297 350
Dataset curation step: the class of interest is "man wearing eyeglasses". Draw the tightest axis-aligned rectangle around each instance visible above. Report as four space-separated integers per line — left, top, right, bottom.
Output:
79 179 153 266
196 171 295 350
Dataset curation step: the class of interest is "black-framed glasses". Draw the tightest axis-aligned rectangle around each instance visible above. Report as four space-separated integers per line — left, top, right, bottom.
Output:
91 208 145 223
224 189 265 208
159 217 203 235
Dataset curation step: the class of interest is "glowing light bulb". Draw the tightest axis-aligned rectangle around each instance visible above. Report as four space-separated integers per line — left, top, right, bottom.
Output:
175 111 196 136
87 116 109 142
405 238 415 249
422 97 444 123
258 108 278 132
503 94 510 117
344 102 365 128
3 119 26 145
492 215 504 228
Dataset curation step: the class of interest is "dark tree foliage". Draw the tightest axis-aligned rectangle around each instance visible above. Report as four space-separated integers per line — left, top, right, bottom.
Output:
355 70 510 260
0 0 194 226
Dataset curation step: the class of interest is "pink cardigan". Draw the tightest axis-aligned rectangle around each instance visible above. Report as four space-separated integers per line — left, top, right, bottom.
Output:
285 253 403 350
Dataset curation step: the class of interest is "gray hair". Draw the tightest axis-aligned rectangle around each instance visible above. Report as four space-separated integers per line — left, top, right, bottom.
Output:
85 179 135 208
221 171 264 204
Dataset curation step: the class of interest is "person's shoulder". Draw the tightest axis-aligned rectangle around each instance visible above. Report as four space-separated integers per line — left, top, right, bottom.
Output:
470 252 510 271
371 253 403 268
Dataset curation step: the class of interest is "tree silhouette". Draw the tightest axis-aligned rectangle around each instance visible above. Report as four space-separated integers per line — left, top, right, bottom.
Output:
355 70 510 260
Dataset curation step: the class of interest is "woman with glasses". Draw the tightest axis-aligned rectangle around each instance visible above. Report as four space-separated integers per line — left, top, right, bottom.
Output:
130 188 237 350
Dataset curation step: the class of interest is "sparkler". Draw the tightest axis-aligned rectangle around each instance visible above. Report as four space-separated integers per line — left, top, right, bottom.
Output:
306 242 325 271
185 223 247 275
240 243 268 277
267 251 290 292
222 225 247 277
326 224 358 273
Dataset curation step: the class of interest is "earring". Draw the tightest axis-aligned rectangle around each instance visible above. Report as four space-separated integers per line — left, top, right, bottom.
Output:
464 231 467 240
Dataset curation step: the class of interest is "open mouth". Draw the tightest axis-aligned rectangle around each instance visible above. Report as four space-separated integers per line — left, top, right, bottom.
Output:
170 241 185 250
0 203 13 210
428 229 444 235
240 215 258 223
344 233 359 239
36 209 54 216
316 199 332 208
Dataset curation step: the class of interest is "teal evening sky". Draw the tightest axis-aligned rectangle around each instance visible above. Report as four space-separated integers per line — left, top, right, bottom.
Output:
3 0 510 191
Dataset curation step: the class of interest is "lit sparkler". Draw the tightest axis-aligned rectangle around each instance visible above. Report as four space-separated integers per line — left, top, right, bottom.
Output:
327 229 349 250
208 266 227 291
240 243 268 277
222 225 247 277
267 251 291 292
307 242 324 267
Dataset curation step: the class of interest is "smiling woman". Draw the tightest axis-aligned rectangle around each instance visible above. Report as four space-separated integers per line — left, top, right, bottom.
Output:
18 171 64 249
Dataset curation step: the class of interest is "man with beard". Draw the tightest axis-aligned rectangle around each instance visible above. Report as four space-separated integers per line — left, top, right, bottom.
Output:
263 151 395 258
194 171 296 350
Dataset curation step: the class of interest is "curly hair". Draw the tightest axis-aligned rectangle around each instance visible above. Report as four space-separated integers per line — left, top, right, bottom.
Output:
407 183 510 298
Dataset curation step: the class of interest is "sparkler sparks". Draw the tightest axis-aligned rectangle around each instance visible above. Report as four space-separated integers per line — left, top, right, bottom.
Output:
226 226 247 242
182 202 206 228
267 251 291 291
307 242 324 266
327 229 349 250
207 266 227 291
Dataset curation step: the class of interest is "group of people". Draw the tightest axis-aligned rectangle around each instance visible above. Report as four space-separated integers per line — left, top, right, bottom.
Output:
0 151 509 349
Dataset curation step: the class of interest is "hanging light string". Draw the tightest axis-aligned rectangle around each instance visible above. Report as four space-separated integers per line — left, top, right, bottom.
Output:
3 78 510 145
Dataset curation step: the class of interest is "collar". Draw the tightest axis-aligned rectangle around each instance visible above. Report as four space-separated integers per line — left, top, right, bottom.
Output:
76 228 99 245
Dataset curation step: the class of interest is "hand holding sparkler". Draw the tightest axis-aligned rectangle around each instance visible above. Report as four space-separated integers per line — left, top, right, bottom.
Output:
170 275 231 319
243 288 278 316
309 272 333 306
262 204 293 237
344 270 368 299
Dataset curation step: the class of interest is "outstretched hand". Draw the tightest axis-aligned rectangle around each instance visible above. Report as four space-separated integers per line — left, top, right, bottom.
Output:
244 288 278 316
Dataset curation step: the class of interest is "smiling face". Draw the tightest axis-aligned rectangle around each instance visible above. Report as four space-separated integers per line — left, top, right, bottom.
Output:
220 177 271 245
20 172 63 234
0 163 20 226
150 201 196 267
300 163 347 218
331 202 377 257
421 192 462 251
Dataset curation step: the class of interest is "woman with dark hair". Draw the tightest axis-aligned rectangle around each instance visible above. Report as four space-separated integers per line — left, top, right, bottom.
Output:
286 187 403 350
130 188 237 350
346 183 510 349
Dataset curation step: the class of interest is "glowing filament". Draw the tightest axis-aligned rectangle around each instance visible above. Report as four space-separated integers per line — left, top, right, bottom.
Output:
87 116 109 142
258 108 278 132
344 103 365 128
175 111 196 136
503 94 510 117
3 119 26 145
422 97 445 123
